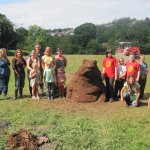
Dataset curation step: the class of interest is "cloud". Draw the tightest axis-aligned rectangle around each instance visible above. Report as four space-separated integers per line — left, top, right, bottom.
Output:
0 0 149 29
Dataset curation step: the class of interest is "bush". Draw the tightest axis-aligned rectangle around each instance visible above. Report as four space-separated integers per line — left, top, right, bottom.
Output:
7 50 30 56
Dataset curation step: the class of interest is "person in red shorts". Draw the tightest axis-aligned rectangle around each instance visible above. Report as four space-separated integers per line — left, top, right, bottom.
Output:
126 54 140 81
102 50 117 102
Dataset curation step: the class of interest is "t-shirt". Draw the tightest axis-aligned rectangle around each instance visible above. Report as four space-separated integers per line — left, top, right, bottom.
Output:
12 58 26 75
43 67 55 83
117 64 126 79
57 73 66 82
26 57 39 75
139 62 148 79
126 61 140 79
55 59 65 70
42 55 53 69
123 82 140 94
102 57 117 78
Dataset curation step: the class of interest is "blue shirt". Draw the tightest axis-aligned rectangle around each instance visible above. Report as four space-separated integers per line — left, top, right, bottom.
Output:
43 67 55 83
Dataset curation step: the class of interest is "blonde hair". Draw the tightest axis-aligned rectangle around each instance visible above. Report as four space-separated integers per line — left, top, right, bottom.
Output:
32 62 37 69
34 44 41 49
0 48 7 58
44 46 52 56
139 54 145 59
119 58 124 64
0 49 2 58
31 50 36 56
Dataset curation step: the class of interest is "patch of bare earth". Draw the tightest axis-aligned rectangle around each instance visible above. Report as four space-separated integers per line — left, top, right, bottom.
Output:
6 129 56 150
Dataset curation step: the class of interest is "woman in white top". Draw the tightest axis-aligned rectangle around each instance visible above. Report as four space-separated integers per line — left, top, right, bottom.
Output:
114 58 126 99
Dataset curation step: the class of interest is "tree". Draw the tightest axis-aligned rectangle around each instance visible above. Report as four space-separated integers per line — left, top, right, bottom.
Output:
0 14 16 49
86 39 100 54
56 36 73 54
15 27 28 49
73 23 97 53
25 25 48 50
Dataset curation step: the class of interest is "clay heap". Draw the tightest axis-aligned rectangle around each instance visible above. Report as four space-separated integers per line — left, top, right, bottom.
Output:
67 60 105 102
7 129 49 150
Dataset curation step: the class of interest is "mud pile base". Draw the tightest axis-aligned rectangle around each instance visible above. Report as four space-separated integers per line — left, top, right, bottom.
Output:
7 129 49 150
67 60 105 103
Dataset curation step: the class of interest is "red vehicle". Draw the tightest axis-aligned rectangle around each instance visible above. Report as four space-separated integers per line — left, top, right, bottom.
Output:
116 42 140 58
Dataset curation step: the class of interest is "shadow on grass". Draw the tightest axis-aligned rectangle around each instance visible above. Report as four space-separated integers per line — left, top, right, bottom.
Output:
0 97 12 101
141 102 148 107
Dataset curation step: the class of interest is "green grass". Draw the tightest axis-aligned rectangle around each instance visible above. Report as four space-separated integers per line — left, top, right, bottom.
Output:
0 55 150 150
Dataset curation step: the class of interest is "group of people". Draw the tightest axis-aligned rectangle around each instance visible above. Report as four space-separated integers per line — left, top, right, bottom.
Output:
102 47 149 107
0 44 67 100
0 45 150 107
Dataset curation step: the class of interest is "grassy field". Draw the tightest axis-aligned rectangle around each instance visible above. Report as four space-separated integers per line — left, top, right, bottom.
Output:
0 55 150 150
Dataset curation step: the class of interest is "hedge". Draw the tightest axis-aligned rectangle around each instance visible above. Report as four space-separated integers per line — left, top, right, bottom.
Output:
6 50 30 56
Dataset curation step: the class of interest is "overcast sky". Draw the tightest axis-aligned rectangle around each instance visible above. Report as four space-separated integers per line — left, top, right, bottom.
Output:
0 0 149 29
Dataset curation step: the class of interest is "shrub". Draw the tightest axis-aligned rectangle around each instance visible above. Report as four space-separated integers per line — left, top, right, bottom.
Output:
6 50 30 56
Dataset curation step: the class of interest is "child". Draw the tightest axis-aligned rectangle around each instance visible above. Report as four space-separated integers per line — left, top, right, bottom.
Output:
43 63 56 100
139 55 148 99
30 63 41 99
115 58 126 99
57 68 66 99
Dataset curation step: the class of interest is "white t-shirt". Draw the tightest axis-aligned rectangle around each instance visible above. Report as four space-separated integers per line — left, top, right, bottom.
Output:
117 64 126 79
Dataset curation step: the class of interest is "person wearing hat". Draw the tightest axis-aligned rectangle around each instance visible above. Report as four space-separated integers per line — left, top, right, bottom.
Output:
102 50 118 102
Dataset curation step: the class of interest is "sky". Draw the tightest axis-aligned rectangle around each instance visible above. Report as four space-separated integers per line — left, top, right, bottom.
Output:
0 0 150 29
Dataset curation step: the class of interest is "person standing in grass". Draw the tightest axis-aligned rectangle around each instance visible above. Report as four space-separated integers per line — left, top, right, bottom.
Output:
114 58 126 100
0 48 10 98
138 55 148 99
126 54 140 82
12 49 26 99
102 50 117 102
34 44 44 93
116 47 130 64
42 47 54 70
54 48 67 96
57 68 66 99
30 62 41 100
54 48 67 75
43 63 56 100
121 75 140 107
26 50 40 97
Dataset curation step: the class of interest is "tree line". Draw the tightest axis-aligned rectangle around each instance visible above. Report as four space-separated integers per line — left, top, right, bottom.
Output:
0 13 150 54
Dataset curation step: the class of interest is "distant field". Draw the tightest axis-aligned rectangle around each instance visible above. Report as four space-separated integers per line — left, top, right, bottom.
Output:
0 55 150 150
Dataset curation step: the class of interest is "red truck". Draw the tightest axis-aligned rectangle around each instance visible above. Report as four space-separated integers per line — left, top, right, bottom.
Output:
116 42 140 58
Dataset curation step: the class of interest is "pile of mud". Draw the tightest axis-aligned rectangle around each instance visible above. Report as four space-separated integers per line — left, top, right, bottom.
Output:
67 60 105 103
7 129 49 150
